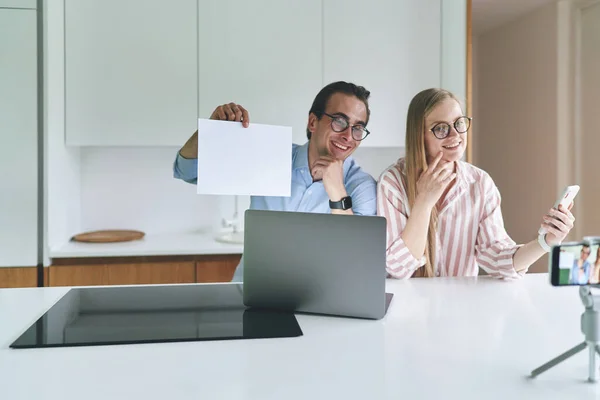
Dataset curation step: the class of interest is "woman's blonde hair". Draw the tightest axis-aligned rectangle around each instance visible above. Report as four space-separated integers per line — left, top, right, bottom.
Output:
404 88 462 277
592 247 600 284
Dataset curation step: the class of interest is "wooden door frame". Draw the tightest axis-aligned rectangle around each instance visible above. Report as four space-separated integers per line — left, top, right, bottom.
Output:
466 0 473 164
570 0 600 239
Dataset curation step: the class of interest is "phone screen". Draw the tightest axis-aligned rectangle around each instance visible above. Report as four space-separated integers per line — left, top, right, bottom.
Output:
550 242 600 286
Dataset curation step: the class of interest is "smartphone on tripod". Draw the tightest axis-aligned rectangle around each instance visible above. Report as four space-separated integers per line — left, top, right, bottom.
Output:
550 241 599 286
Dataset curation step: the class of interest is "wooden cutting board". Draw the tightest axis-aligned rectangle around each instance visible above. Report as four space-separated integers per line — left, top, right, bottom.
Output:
71 230 145 243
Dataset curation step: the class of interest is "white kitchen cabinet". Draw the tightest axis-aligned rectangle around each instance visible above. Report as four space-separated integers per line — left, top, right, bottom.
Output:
198 0 322 145
324 0 442 148
61 0 464 148
64 0 198 146
0 0 35 8
0 8 38 267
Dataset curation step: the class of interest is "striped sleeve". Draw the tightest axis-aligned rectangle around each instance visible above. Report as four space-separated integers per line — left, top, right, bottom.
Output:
377 167 426 280
474 176 524 279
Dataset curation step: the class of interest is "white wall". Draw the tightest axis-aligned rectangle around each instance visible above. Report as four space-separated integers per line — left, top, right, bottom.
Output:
441 0 467 104
353 147 405 181
79 147 220 235
76 145 403 237
476 2 561 272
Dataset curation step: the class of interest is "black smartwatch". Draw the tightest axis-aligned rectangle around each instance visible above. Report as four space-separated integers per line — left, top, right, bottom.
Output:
329 196 352 210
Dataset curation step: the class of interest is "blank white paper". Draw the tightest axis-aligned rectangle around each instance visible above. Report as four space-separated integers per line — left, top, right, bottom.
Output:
558 251 575 270
196 119 292 196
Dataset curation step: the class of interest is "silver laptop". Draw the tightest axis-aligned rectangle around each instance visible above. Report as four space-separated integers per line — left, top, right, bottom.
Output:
242 209 393 320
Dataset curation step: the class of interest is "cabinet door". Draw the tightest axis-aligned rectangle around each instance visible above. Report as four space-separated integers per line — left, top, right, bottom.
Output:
0 267 38 288
48 262 196 286
0 0 35 8
64 0 197 146
324 0 441 148
198 0 322 145
195 255 241 283
0 9 38 267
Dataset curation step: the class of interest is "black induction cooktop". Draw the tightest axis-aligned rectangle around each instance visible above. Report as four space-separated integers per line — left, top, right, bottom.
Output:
10 283 302 349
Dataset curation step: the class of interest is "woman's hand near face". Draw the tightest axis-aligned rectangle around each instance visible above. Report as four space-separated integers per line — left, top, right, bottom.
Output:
416 152 456 209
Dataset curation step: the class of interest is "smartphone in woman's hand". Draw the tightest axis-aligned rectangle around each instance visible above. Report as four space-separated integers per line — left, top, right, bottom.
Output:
539 185 580 235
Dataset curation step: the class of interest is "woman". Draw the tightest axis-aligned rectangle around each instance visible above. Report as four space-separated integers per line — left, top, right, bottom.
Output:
377 88 575 279
588 247 600 284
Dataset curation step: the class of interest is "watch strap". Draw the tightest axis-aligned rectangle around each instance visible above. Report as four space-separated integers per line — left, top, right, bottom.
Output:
538 233 552 253
329 196 352 210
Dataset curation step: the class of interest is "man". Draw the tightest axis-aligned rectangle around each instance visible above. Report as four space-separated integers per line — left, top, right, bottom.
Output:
570 244 591 284
173 81 377 281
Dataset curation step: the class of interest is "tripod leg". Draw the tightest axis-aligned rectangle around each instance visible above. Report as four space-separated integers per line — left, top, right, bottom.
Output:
530 342 587 378
591 344 600 383
590 344 598 382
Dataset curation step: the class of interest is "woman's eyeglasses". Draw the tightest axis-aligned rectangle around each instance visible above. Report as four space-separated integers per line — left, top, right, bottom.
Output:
429 116 472 139
323 113 370 141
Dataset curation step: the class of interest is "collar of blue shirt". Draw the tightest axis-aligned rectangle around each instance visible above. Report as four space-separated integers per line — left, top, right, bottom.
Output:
292 141 353 176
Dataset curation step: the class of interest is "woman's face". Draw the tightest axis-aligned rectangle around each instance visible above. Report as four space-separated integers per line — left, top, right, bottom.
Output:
423 98 468 164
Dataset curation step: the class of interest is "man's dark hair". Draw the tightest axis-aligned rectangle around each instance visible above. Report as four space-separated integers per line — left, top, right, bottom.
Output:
306 81 371 140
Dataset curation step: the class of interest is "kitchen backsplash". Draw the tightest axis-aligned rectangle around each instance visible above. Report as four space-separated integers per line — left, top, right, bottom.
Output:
78 145 404 235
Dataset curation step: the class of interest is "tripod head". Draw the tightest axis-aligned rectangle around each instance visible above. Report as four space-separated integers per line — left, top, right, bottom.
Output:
579 285 600 310
583 236 600 244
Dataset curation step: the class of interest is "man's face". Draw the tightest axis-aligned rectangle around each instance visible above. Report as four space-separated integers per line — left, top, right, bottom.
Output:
308 93 368 160
582 247 591 261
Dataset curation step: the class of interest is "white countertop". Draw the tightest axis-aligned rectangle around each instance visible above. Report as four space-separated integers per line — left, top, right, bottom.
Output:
49 231 243 258
0 274 597 399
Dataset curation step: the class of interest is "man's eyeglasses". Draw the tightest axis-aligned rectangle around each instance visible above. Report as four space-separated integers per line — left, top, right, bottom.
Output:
429 116 472 139
323 113 370 141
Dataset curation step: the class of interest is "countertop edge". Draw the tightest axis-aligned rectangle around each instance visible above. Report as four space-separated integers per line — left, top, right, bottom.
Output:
48 232 244 259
